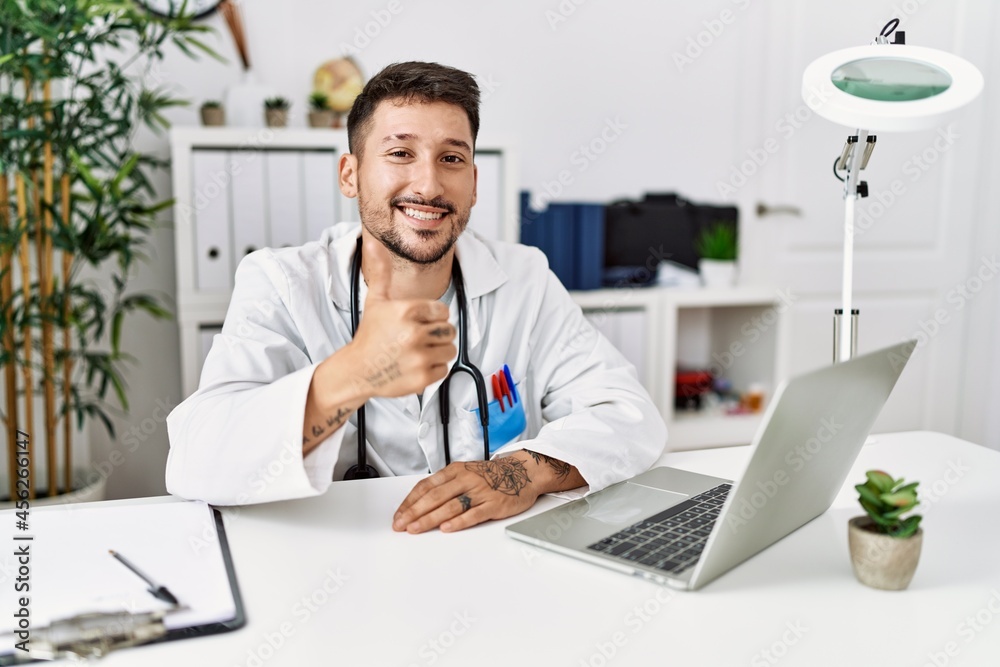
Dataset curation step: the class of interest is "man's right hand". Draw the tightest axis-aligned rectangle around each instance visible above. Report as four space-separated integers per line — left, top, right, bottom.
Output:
348 244 456 399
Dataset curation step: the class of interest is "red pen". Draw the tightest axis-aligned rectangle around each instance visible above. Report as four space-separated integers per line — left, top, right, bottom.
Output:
498 371 512 409
492 374 505 413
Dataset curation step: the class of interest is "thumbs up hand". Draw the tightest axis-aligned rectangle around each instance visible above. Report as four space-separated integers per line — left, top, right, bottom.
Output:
348 239 456 399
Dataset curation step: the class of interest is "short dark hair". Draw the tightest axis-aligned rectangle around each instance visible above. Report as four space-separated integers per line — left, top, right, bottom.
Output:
347 61 481 157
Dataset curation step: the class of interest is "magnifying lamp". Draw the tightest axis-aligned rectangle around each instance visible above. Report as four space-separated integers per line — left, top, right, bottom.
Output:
801 19 984 362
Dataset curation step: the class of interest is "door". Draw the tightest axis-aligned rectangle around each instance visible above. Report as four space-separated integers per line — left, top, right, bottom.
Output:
731 1 992 433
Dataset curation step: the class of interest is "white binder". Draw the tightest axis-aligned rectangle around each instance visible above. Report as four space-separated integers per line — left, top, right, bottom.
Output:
302 150 339 243
229 151 269 261
265 151 305 249
191 150 233 291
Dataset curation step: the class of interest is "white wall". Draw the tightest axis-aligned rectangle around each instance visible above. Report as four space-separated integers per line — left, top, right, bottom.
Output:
97 0 1000 499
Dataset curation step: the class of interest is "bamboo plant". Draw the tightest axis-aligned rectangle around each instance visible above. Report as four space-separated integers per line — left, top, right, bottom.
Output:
0 1 217 500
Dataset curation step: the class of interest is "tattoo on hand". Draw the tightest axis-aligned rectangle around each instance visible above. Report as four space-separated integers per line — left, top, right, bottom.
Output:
365 361 402 389
429 326 450 338
525 449 572 480
458 494 472 512
465 459 531 496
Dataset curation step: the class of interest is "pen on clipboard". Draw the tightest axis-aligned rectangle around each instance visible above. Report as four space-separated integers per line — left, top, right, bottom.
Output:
109 550 180 605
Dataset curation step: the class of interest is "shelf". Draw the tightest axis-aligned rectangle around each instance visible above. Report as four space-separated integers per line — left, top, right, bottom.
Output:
668 409 764 449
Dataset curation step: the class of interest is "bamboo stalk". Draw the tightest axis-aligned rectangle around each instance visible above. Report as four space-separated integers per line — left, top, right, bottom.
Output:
1 172 18 502
40 78 57 496
60 174 72 494
15 173 34 499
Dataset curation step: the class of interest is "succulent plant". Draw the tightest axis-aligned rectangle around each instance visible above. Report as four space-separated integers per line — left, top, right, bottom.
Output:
264 96 290 110
201 100 222 109
309 91 330 111
855 470 922 538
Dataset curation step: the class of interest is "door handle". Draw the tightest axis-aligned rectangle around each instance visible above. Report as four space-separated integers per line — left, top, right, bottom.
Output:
756 202 803 217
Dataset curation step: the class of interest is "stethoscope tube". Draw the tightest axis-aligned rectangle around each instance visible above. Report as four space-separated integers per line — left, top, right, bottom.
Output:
344 235 490 481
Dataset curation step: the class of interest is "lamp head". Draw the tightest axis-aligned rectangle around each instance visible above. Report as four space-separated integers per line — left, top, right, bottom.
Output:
803 44 983 131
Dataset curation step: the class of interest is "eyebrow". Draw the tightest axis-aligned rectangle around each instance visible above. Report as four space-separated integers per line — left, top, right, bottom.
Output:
379 133 472 153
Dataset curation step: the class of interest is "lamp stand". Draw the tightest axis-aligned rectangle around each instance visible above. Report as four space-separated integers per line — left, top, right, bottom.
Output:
833 129 871 363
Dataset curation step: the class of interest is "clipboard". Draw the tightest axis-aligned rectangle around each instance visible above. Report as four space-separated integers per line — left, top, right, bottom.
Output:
1 498 245 663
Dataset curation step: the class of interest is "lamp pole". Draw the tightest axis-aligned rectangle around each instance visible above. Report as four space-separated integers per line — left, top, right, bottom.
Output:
834 128 868 363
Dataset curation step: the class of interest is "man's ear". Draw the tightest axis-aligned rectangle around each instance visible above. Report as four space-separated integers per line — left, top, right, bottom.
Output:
471 163 478 208
339 153 358 198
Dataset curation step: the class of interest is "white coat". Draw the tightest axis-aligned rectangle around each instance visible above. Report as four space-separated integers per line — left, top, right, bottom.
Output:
165 223 667 505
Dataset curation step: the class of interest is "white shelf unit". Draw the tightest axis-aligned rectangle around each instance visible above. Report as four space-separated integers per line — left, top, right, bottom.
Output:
171 127 518 398
572 286 788 451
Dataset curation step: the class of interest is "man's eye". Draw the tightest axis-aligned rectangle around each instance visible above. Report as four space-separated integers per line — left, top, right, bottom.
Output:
442 155 464 163
389 150 411 158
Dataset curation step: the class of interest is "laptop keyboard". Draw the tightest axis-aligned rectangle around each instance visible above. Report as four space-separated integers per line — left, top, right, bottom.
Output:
587 483 732 576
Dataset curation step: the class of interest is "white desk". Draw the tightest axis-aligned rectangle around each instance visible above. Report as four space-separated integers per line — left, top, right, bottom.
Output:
16 431 1000 665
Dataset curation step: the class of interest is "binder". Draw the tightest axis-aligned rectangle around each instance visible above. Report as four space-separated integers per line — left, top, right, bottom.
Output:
1 498 245 664
265 151 305 249
545 203 576 289
191 150 234 291
302 150 339 243
574 204 605 291
230 150 269 260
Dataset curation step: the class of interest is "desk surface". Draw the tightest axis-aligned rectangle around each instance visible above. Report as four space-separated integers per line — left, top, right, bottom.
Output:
15 431 1000 666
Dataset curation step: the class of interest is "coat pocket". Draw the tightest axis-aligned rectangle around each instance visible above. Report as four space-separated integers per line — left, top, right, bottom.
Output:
471 382 527 455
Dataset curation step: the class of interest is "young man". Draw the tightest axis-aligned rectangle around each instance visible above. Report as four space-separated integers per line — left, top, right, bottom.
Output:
165 62 666 533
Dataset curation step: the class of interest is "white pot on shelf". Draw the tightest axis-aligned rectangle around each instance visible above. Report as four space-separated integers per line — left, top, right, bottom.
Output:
224 69 277 128
699 259 738 288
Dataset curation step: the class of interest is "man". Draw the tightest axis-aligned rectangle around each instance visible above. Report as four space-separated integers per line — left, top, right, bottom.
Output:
165 61 666 533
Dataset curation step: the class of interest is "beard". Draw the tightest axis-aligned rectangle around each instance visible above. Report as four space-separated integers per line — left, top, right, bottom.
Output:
357 183 472 266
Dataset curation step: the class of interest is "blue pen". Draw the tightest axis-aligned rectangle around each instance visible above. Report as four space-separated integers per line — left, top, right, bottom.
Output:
503 365 517 404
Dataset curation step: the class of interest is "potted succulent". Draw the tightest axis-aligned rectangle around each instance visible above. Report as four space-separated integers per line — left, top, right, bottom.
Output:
307 92 334 128
264 96 290 128
0 0 213 504
200 100 225 126
695 222 738 287
848 470 923 591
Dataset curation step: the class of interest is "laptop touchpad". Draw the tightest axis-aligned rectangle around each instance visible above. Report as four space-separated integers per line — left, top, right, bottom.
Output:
583 483 688 527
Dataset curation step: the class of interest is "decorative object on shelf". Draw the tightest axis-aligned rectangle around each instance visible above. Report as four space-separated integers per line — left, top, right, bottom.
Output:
695 222 738 287
264 97 290 128
308 92 335 128
848 470 923 590
200 100 226 126
0 1 212 502
219 0 275 127
313 57 365 128
802 18 983 362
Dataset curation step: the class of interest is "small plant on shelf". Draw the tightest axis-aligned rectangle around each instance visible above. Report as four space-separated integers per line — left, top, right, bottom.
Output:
264 97 290 127
200 100 225 126
695 222 738 261
307 92 334 128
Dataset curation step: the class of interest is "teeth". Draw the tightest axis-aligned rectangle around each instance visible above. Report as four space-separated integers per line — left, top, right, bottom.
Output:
402 207 444 221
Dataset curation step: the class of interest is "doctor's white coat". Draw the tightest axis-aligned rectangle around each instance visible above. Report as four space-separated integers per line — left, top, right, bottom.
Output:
165 223 667 505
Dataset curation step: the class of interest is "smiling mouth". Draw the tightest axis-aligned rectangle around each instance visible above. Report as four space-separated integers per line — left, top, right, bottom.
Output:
399 206 446 221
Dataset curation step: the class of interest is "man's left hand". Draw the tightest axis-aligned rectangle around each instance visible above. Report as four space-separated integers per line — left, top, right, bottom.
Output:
392 450 584 533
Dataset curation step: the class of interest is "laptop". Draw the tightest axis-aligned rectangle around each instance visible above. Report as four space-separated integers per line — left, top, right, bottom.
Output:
506 339 915 590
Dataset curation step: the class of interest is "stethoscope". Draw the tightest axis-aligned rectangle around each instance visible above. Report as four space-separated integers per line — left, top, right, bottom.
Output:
345 236 491 480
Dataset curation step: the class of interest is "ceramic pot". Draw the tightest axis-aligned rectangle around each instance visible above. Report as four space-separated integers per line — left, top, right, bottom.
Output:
200 106 225 126
848 516 923 590
265 109 288 128
224 70 276 128
308 110 335 128
1 471 107 510
698 259 737 288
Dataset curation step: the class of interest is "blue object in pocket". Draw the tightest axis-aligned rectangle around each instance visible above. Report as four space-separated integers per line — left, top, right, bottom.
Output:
472 384 527 455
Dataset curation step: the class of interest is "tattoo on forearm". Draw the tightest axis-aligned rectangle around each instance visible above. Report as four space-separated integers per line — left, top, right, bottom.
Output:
524 449 572 480
304 406 351 444
429 326 450 338
364 361 402 389
465 459 531 496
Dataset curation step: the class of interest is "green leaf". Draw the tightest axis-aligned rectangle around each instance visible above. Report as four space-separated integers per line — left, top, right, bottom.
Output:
855 484 888 512
866 470 895 494
893 515 922 539
880 490 917 508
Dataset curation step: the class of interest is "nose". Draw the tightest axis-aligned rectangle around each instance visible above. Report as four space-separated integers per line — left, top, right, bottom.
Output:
409 156 445 203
